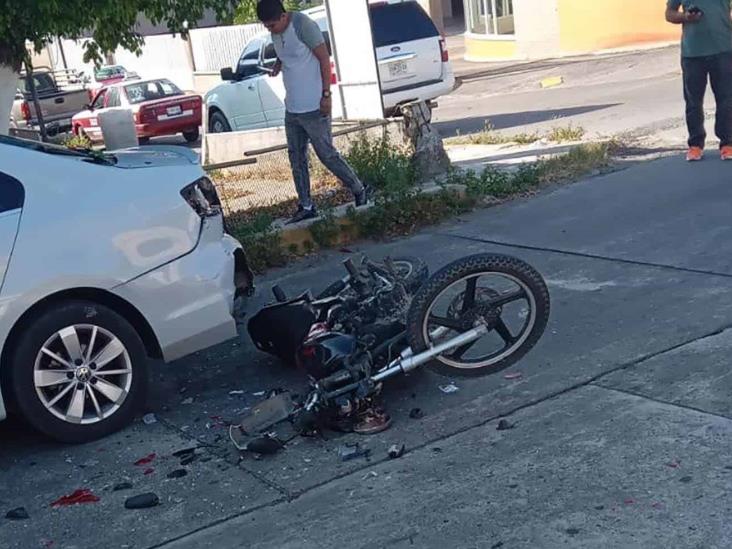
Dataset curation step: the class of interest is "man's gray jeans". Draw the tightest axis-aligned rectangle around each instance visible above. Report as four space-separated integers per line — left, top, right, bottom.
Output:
285 110 364 210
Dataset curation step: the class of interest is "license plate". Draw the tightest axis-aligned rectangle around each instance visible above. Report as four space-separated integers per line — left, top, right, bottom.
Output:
388 61 409 77
166 106 182 116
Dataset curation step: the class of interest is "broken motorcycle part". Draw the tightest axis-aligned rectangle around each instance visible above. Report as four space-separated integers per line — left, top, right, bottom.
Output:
124 493 160 510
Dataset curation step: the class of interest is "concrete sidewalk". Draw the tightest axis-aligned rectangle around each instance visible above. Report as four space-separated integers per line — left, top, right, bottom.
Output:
3 154 732 548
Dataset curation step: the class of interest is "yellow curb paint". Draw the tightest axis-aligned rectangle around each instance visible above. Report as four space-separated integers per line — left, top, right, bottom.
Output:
540 76 564 89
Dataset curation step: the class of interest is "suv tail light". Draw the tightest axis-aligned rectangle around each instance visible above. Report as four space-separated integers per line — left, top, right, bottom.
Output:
439 38 449 63
180 177 222 217
20 101 31 122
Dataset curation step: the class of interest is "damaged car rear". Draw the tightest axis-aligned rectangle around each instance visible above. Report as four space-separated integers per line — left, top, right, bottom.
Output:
0 136 253 443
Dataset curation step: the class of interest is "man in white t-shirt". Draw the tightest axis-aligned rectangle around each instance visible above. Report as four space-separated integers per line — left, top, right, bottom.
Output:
257 0 368 225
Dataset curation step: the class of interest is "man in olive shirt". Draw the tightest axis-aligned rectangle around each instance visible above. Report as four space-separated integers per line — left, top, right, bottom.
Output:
666 0 732 161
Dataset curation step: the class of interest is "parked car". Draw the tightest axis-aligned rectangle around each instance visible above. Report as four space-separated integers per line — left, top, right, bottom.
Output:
94 64 139 86
0 135 254 442
72 78 202 145
11 68 91 136
205 0 454 133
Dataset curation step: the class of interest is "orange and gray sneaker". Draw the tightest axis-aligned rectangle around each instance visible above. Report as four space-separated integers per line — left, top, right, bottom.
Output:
686 147 704 162
721 146 732 160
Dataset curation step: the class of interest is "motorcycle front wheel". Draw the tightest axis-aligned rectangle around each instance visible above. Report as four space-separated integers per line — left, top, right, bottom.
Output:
406 254 550 377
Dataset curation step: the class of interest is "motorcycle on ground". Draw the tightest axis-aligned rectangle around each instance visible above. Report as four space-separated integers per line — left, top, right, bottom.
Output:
244 253 550 436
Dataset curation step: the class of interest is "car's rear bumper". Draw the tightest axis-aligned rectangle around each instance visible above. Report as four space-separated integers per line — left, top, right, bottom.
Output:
114 214 253 363
381 64 456 110
137 116 202 138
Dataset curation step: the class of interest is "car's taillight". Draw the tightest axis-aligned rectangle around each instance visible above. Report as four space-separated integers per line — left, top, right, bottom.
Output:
180 177 222 217
139 107 155 123
330 61 337 85
439 38 449 63
20 101 31 122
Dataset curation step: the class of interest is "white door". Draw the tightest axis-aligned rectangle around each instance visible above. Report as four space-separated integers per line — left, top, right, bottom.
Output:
258 40 287 127
0 172 23 292
229 39 268 130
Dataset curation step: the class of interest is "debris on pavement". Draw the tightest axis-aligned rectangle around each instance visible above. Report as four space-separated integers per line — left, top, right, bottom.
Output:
228 390 245 396
409 408 424 419
503 372 523 381
166 469 188 479
133 453 156 466
5 507 29 520
439 383 459 394
51 489 100 508
180 454 197 466
181 397 194 405
245 435 284 455
252 391 266 397
142 413 157 425
143 468 155 476
338 443 371 462
238 393 294 436
112 482 133 492
496 419 515 431
361 471 378 480
388 444 406 459
124 493 160 510
172 447 197 459
679 476 692 483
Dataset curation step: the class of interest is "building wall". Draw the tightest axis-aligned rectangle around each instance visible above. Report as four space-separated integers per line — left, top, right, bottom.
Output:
557 0 680 53
514 0 560 59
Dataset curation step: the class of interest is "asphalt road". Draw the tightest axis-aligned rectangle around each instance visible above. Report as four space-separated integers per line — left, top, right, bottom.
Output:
3 151 732 548
433 46 712 144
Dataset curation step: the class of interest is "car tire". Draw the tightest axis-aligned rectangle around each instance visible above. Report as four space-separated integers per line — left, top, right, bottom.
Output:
183 128 200 143
209 111 231 133
10 301 148 443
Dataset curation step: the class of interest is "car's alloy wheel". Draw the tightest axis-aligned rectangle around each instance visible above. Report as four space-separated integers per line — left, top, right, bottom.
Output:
34 324 133 425
10 301 148 443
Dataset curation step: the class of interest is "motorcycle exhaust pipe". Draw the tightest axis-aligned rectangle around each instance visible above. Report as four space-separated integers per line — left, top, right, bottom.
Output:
372 325 488 382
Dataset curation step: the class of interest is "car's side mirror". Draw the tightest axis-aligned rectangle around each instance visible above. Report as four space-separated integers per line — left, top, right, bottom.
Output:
220 67 235 81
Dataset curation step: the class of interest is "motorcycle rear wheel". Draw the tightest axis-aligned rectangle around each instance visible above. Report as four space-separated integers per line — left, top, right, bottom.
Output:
406 254 550 377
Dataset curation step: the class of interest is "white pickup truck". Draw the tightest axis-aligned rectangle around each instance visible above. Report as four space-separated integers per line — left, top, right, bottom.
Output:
10 69 90 136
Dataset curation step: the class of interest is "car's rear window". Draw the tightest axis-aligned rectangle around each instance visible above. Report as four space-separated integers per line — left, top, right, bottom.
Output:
369 2 439 48
124 80 182 104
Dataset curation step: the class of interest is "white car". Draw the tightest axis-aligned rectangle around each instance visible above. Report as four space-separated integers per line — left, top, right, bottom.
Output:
205 0 455 132
0 136 254 442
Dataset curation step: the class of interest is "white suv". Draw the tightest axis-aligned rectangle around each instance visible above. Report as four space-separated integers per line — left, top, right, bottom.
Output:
205 0 455 132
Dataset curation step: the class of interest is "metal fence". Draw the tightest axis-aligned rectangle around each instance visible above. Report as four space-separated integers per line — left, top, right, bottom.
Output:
208 120 408 229
189 24 266 72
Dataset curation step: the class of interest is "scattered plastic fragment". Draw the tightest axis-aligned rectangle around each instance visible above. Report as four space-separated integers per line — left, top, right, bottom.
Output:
143 468 155 476
503 372 523 380
167 469 188 479
181 397 194 405
172 447 196 458
228 390 245 396
388 444 405 459
338 443 370 462
497 419 515 431
142 413 157 425
124 493 160 510
5 507 29 520
253 391 266 397
51 489 100 508
112 482 133 492
409 408 424 419
439 383 459 394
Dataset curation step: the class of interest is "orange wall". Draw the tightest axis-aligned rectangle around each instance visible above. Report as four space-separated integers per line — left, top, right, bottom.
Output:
557 0 681 53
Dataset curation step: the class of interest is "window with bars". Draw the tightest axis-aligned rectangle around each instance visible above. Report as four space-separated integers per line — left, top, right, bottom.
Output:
465 0 515 36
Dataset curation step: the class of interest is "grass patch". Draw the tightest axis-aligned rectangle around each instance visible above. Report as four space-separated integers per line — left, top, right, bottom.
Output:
230 213 288 273
446 121 586 146
537 142 611 183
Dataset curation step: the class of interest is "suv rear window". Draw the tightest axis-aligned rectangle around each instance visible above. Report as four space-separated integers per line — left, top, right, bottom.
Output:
369 2 439 48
